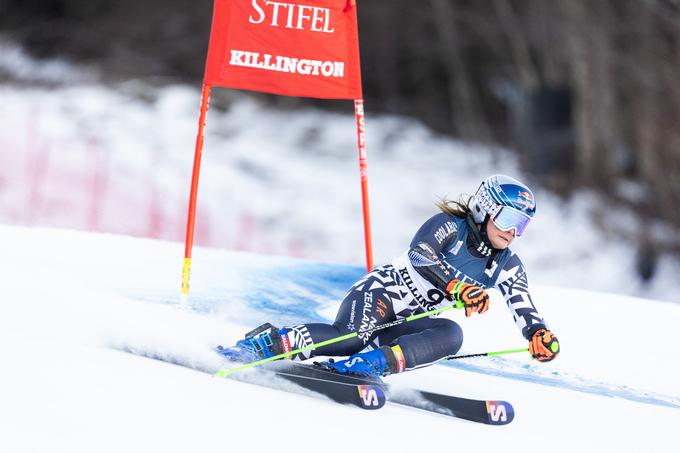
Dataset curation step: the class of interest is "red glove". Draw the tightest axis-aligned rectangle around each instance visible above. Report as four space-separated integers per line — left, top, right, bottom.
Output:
446 279 490 317
529 329 560 362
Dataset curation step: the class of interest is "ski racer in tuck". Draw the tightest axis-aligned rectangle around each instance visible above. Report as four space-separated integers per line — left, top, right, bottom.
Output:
218 175 560 377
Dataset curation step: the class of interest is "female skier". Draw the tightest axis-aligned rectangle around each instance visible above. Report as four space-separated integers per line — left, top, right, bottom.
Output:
218 174 560 377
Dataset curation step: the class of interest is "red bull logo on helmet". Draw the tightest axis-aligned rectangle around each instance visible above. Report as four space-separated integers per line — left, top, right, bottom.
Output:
517 191 534 209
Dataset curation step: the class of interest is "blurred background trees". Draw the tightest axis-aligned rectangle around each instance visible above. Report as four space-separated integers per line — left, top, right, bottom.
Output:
2 0 680 259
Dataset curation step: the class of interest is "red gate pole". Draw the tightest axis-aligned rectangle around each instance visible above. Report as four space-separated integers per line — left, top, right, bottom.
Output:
182 83 212 298
354 99 373 271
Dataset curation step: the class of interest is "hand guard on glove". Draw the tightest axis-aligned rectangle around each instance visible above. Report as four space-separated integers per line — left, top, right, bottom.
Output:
446 279 490 317
529 328 560 362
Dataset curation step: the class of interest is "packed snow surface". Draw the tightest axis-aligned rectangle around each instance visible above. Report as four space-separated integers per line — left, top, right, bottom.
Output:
1 226 678 453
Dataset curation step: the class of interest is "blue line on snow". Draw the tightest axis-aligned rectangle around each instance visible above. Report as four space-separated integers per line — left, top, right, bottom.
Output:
442 360 680 410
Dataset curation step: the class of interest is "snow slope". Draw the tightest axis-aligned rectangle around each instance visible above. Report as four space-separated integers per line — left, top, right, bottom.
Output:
1 225 678 453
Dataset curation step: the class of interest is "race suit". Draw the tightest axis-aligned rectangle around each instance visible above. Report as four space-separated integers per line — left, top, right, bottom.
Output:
284 213 548 370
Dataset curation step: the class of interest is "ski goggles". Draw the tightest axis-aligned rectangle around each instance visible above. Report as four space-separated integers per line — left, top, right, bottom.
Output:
491 206 532 237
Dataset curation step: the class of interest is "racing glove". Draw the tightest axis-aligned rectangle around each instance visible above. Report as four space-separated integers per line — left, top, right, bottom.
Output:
529 328 560 362
446 279 490 317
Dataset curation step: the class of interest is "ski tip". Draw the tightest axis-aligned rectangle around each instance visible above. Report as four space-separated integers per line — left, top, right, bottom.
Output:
485 400 515 425
357 385 386 410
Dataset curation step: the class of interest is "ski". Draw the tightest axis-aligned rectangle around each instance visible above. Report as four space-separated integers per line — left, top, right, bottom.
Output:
287 362 515 425
385 387 515 425
118 348 386 410
123 347 512 424
264 361 387 410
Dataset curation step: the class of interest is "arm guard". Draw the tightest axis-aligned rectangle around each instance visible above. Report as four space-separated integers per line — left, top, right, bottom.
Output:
407 242 454 292
406 213 460 292
495 254 547 340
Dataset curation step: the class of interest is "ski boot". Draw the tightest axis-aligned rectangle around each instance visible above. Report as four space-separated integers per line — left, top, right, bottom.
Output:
318 345 405 379
216 322 292 363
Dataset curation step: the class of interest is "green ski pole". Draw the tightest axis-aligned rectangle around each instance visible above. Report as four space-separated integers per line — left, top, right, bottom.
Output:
215 303 462 378
446 347 528 360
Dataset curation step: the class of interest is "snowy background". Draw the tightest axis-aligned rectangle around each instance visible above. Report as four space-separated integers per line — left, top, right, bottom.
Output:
2 40 680 302
1 43 680 452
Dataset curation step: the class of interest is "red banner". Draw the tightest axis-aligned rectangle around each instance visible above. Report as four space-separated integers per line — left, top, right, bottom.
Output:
204 0 363 99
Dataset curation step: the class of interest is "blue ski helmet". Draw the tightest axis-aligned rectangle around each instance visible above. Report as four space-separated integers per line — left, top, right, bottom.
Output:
470 175 536 237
